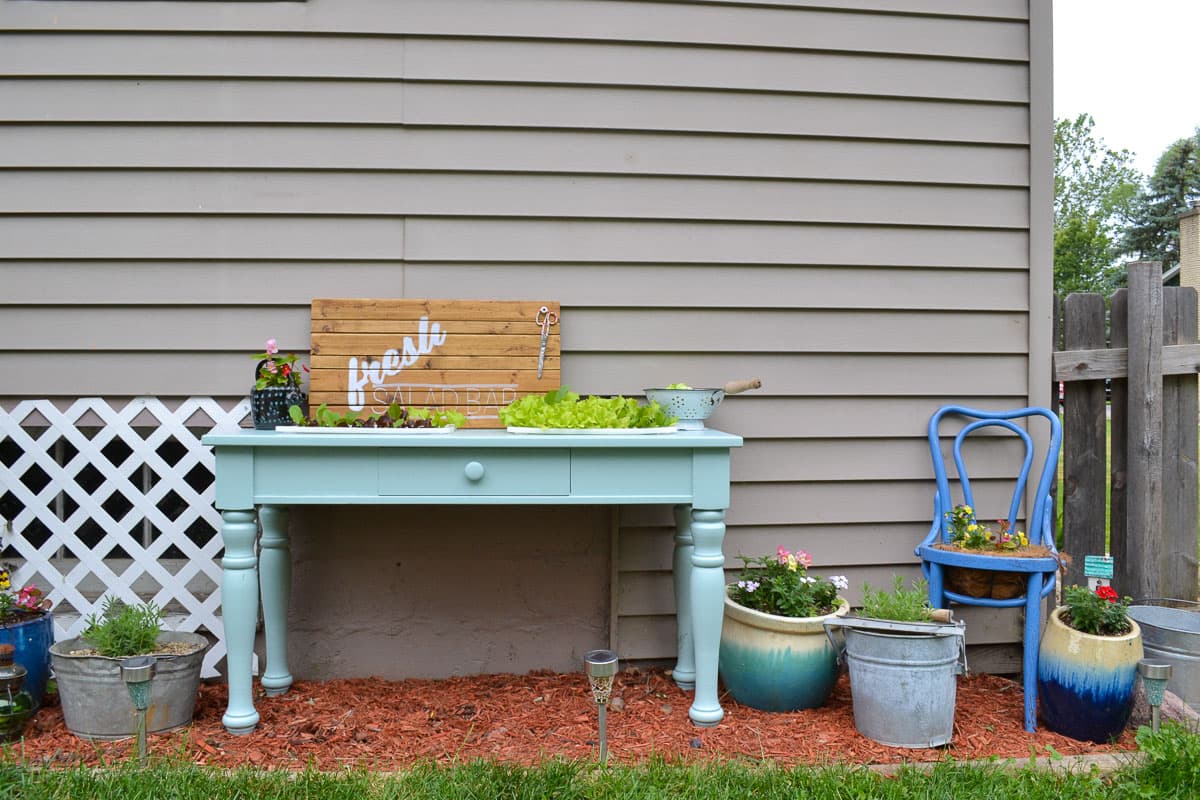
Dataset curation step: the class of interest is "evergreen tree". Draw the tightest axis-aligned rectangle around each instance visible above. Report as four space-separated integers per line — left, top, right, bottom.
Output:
1122 130 1200 272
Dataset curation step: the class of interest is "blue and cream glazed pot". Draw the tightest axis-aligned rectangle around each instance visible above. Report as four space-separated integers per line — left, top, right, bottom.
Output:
1037 606 1142 742
718 589 849 712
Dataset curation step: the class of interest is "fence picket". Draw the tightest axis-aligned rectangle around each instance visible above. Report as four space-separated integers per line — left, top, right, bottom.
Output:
1062 293 1107 588
1162 287 1200 599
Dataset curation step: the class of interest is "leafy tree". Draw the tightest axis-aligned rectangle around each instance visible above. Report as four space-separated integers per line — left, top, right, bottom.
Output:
1122 130 1200 272
1053 114 1142 295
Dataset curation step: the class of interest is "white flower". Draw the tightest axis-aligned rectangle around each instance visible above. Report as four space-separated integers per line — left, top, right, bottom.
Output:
830 575 849 591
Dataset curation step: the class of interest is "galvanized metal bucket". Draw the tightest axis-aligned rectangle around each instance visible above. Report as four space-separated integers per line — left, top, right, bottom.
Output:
1128 599 1200 711
49 632 209 740
826 617 967 748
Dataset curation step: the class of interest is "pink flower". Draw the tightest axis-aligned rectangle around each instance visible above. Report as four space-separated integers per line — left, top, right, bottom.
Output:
265 338 279 355
796 549 813 569
776 546 790 565
266 360 278 373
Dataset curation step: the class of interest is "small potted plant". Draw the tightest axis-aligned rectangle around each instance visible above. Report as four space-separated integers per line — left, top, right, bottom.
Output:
718 546 849 711
251 338 309 430
826 576 966 748
930 504 1054 599
49 597 209 740
1038 584 1143 742
0 563 53 711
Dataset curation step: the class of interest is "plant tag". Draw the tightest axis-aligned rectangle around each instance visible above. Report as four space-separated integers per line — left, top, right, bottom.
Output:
1085 554 1113 590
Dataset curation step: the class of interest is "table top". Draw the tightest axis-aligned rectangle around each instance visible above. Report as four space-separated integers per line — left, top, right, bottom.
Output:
203 428 743 450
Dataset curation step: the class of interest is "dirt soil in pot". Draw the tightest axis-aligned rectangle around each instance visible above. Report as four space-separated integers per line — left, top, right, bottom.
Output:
9 669 1135 769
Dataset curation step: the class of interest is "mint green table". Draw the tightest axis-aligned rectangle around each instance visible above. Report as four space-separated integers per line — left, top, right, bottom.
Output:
202 429 743 734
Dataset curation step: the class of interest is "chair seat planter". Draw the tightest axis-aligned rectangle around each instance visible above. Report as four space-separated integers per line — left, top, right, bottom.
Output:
915 405 1062 733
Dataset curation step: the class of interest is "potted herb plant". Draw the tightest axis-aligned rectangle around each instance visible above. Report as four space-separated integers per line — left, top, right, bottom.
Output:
49 597 209 740
1038 584 1143 742
718 546 849 711
0 563 53 711
826 576 966 748
251 338 308 430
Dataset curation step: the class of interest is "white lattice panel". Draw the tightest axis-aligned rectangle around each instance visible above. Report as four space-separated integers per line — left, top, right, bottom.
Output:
0 398 250 678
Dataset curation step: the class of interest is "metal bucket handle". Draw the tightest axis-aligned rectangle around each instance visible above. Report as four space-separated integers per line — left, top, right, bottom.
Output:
823 617 969 674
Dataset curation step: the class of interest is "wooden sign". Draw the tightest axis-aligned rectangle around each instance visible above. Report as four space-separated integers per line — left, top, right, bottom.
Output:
309 299 561 428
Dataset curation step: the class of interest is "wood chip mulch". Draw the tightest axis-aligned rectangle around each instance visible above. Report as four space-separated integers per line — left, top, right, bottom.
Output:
7 670 1136 769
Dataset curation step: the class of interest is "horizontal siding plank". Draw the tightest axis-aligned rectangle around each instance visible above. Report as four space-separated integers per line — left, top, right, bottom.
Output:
0 262 411 306
0 81 1028 144
405 39 1029 102
620 480 1029 527
405 220 1029 266
405 85 1029 143
0 35 1028 103
730 438 1027 482
0 352 1028 398
0 217 1029 266
0 216 404 260
619 523 931 570
2 171 1029 229
0 2 1030 60
0 264 1031 311
0 126 1031 186
0 307 1027 354
562 309 1028 353
703 396 1033 438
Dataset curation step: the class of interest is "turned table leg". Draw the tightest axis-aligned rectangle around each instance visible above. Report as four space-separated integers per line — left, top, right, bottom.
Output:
258 505 294 697
671 504 697 690
220 509 260 735
688 508 726 726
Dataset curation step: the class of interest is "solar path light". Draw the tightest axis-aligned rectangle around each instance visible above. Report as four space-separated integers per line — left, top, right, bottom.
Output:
1137 659 1173 732
583 649 618 766
120 655 156 763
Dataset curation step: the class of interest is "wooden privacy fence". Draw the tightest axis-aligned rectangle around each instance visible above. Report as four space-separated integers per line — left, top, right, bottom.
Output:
1054 262 1200 601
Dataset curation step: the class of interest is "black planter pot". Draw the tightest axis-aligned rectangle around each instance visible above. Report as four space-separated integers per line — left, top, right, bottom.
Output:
251 360 307 429
251 386 307 430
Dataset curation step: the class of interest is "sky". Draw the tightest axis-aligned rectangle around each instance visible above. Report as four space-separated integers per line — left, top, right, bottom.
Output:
1054 0 1200 177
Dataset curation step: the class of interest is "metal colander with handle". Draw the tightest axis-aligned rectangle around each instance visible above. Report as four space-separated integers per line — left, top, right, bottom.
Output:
643 378 762 430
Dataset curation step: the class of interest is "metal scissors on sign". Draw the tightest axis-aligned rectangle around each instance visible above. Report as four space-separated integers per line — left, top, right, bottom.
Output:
536 306 559 379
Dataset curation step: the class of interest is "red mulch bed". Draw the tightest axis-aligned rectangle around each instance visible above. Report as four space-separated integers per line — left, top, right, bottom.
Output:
10 670 1136 769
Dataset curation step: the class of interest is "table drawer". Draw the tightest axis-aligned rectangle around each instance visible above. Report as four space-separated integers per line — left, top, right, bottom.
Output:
378 449 571 496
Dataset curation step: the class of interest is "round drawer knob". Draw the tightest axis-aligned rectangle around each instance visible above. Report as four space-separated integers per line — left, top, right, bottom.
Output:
464 461 486 481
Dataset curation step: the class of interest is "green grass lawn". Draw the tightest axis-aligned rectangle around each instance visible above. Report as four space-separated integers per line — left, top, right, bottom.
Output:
2 725 1199 800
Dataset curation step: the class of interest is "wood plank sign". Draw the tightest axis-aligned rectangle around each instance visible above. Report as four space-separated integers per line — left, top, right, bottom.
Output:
309 299 560 428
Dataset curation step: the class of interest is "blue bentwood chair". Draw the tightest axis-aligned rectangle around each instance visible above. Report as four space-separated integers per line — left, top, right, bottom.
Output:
915 405 1062 733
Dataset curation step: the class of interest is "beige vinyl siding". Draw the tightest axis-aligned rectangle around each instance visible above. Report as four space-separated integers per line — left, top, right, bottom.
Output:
0 0 1048 672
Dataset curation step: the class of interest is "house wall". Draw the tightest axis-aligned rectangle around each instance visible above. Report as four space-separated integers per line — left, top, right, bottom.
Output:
0 0 1052 675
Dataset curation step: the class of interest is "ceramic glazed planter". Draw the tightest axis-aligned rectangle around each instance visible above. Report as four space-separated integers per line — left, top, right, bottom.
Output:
49 632 209 740
1037 606 1143 743
718 590 849 712
0 611 53 710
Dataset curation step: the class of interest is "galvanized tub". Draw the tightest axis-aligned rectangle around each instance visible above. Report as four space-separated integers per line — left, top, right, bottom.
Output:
49 632 209 740
827 617 966 748
1127 599 1200 710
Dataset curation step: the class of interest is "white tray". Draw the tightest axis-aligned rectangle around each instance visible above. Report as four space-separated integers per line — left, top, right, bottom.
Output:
505 426 678 435
274 425 457 434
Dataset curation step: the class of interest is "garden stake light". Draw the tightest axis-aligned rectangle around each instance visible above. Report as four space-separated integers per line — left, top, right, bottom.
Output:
583 649 618 766
1137 659 1173 732
120 655 156 763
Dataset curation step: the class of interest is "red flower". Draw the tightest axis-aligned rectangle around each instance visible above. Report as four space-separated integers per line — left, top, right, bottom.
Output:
1096 585 1119 603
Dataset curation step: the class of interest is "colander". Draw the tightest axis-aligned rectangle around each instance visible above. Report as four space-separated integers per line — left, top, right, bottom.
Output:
644 378 762 430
